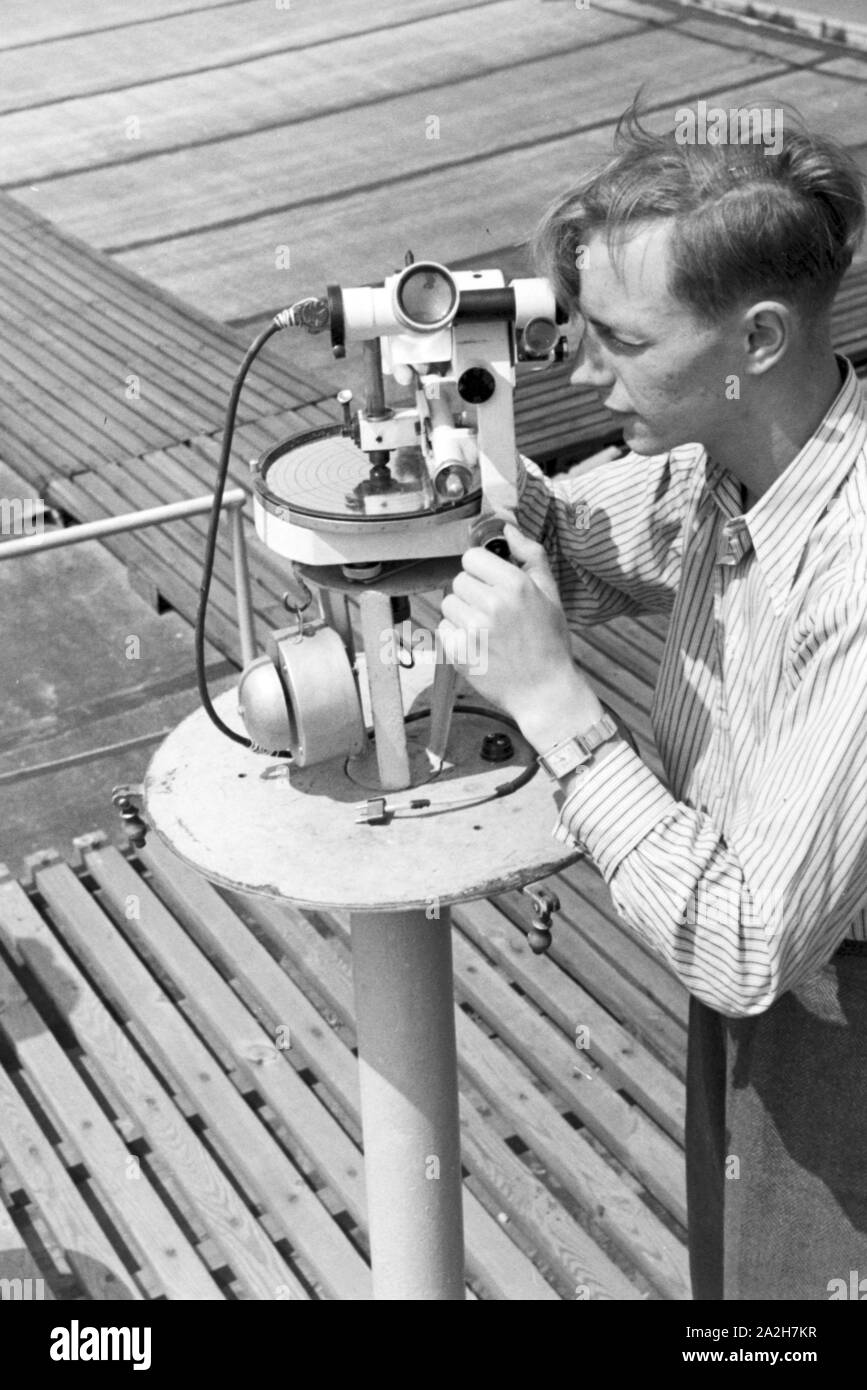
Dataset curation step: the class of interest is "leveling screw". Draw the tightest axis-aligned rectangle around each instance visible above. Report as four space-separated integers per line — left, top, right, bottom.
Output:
480 732 513 763
111 786 148 848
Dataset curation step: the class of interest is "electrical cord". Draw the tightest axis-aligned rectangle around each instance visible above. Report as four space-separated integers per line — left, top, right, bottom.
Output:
353 706 538 822
196 299 335 748
196 298 332 747
195 317 289 749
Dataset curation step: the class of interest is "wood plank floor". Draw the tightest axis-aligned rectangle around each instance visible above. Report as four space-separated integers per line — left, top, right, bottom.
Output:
0 197 692 1303
0 831 689 1299
0 0 865 1299
3 0 864 387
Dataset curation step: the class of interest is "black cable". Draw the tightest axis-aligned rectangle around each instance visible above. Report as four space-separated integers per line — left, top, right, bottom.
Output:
355 705 538 819
195 319 285 749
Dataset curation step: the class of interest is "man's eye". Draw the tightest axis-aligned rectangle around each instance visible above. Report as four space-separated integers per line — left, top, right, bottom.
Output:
598 326 642 350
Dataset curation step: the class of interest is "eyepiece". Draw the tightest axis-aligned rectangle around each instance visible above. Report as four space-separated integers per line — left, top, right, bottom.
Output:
393 261 459 332
521 316 560 358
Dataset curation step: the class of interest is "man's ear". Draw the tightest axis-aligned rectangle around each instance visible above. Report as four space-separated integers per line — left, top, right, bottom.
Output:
742 300 790 374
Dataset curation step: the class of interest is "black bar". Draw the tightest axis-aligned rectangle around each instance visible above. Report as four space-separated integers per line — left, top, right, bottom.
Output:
455 287 516 321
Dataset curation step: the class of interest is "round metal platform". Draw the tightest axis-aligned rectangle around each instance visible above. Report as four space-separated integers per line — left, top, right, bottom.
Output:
143 687 580 911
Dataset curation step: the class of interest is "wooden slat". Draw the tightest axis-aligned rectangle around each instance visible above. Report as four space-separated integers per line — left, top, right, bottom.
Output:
0 1056 142 1300
456 1109 641 1299
552 871 690 1028
34 857 373 1301
636 611 672 643
134 448 296 598
562 643 660 760
449 924 686 1224
452 896 685 1146
0 328 182 465
0 195 334 494
576 620 665 694
460 1197 560 1300
0 874 307 1301
65 462 281 619
0 231 290 424
449 1002 688 1297
114 63 860 320
616 612 669 661
13 33 676 250
0 197 328 405
48 456 287 633
245 893 647 1299
0 951 222 1300
320 908 689 1299
0 0 497 109
0 1155 57 1299
0 1 653 184
87 845 564 1300
0 0 235 51
136 834 582 1299
0 255 270 425
0 303 222 447
0 386 101 482
496 889 688 1078
18 20 833 250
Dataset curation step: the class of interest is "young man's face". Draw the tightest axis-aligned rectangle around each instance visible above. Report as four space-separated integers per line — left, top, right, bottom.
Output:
569 218 740 457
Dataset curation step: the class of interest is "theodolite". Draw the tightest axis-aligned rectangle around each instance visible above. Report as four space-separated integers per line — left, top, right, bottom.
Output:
141 258 581 1300
201 254 567 814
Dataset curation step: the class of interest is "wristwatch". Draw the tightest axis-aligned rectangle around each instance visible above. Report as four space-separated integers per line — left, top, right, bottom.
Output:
537 710 621 781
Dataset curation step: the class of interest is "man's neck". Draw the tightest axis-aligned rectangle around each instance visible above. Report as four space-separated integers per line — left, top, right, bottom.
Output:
710 353 845 508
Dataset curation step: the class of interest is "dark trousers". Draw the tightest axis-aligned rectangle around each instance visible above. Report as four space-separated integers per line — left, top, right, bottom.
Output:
686 946 867 1300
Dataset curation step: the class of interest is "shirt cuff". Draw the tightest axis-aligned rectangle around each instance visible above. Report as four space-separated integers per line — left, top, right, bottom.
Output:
551 740 677 876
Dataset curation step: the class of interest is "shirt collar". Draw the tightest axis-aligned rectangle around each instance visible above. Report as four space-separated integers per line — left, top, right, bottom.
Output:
704 356 867 615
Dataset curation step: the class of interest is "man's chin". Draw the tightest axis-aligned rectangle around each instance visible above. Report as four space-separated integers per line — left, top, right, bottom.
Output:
620 419 668 455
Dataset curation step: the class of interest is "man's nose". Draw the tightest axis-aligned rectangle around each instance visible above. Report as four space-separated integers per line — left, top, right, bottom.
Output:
569 335 615 392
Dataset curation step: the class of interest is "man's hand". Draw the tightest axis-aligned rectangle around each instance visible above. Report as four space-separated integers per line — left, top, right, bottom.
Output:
438 522 604 750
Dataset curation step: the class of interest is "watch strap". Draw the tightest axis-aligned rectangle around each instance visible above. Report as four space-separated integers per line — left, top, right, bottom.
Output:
537 710 620 780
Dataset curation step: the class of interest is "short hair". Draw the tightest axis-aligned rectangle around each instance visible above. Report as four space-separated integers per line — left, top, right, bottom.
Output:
532 96 866 325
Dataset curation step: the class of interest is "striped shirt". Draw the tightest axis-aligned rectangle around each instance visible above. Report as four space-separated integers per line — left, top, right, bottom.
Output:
517 356 867 1017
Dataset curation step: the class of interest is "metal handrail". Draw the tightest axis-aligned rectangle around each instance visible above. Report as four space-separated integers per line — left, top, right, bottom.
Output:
0 486 257 666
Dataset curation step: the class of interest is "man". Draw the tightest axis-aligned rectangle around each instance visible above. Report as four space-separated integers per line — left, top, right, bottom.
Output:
438 101 867 1300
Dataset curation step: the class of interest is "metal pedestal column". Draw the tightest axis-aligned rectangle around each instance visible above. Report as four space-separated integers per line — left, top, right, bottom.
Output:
144 687 582 1298
350 906 465 1300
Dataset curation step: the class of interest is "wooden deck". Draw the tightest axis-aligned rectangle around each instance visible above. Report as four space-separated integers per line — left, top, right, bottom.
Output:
2 0 865 396
0 825 691 1300
0 188 688 1299
0 0 865 1300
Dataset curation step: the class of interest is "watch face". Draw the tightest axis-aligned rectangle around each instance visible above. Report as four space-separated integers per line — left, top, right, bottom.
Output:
541 713 621 779
544 741 587 778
